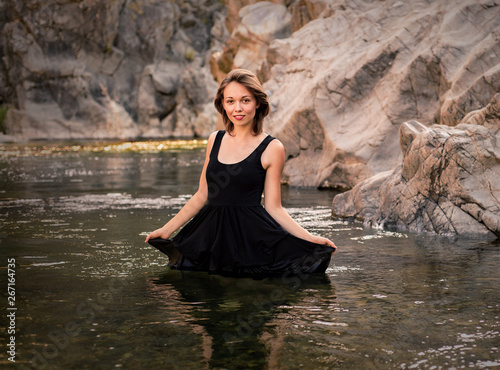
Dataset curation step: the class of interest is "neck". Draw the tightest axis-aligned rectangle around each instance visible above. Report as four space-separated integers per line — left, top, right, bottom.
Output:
231 124 254 138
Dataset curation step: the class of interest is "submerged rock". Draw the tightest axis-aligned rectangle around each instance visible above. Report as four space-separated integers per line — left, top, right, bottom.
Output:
332 94 500 240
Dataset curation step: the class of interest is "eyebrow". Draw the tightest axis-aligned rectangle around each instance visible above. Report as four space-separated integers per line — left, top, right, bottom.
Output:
225 95 252 99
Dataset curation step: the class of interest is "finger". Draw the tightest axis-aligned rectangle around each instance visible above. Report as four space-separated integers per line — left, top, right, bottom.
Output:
325 239 335 248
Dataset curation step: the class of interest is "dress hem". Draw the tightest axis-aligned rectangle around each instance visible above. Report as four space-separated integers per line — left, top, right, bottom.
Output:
147 237 332 278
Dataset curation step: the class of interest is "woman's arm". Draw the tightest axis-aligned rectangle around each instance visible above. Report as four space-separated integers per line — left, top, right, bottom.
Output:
145 131 217 242
261 139 337 251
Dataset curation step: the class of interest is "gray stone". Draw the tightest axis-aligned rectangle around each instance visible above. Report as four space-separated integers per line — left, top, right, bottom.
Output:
141 61 219 138
0 0 225 141
261 0 500 189
137 62 182 127
211 1 291 77
332 94 500 240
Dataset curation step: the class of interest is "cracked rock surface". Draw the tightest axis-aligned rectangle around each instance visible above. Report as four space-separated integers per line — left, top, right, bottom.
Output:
259 0 500 188
332 94 500 240
0 0 225 140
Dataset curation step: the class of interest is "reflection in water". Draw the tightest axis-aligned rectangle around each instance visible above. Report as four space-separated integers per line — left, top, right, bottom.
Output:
147 270 336 368
0 141 499 369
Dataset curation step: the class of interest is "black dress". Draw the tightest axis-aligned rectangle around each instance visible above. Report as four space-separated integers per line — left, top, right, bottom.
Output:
148 130 333 278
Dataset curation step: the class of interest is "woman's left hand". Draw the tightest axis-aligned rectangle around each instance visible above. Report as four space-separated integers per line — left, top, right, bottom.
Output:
310 235 337 252
144 227 171 243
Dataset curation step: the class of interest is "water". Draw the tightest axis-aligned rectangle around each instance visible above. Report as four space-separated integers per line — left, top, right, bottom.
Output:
0 141 499 369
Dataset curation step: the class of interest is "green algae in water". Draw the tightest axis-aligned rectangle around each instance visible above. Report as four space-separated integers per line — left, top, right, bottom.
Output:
0 139 208 158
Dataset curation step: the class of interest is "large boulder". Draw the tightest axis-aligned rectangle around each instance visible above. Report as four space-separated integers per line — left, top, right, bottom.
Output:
261 0 500 188
332 94 500 240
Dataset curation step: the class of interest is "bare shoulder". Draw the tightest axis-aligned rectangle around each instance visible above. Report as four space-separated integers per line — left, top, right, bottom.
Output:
208 131 219 142
206 130 219 148
201 131 219 161
267 137 284 154
262 136 285 169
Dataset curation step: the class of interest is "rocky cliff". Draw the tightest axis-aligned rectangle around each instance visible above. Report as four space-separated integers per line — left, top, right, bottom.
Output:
253 0 500 189
215 0 500 240
0 0 227 140
2 0 500 185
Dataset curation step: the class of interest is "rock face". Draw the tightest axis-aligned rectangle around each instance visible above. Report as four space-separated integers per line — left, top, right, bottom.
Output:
212 1 291 77
257 0 500 189
0 0 226 141
332 94 500 240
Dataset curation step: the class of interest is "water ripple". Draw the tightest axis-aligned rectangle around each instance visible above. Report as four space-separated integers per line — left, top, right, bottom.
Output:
0 193 190 213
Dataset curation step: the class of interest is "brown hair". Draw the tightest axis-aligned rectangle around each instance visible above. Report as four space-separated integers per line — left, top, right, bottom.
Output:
214 69 270 135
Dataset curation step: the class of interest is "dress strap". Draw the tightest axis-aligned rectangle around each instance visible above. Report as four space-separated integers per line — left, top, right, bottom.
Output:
246 134 275 166
210 130 225 159
254 134 275 156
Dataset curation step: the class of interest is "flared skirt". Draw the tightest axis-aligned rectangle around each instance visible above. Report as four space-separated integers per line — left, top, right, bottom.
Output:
148 204 333 278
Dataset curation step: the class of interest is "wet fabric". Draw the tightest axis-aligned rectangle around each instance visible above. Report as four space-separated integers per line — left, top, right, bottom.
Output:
148 130 333 278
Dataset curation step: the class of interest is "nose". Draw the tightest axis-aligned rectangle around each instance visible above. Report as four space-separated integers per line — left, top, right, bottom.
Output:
235 101 242 111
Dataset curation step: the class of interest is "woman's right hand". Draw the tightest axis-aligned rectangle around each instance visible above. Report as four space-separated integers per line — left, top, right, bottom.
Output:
144 227 171 243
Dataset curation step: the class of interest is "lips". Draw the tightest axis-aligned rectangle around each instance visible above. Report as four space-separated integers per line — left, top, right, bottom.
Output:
233 115 245 120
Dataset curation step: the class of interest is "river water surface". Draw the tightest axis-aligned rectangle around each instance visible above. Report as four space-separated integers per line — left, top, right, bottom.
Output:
0 140 499 369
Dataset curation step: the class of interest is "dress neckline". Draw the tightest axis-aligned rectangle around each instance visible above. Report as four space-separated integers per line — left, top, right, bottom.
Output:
216 131 271 166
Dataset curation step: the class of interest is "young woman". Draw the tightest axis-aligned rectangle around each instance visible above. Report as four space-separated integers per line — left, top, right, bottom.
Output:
145 69 336 277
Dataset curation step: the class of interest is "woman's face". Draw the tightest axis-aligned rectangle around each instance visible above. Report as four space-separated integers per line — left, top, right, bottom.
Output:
222 81 259 129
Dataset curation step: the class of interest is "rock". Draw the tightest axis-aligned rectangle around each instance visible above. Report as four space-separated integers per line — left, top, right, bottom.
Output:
141 61 219 138
137 61 182 127
289 0 334 32
0 0 226 141
212 1 291 76
173 64 219 137
461 91 500 134
223 0 286 34
261 0 500 188
332 94 500 240
232 2 291 71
